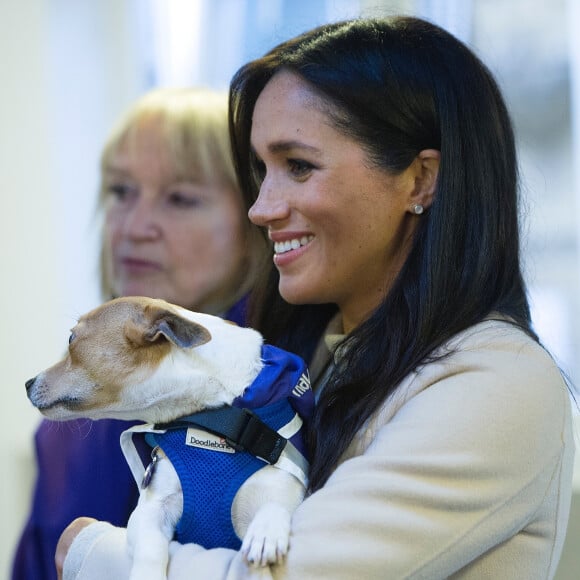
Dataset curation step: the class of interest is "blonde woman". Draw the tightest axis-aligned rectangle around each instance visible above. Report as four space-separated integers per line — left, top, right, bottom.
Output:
12 87 266 580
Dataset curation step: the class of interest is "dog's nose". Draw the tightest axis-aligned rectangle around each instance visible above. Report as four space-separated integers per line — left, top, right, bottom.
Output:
25 377 36 392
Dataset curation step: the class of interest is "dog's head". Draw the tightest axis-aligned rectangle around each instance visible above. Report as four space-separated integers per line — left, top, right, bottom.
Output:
26 296 264 423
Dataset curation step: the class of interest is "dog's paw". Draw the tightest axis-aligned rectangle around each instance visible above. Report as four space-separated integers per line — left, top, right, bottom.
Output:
240 503 292 567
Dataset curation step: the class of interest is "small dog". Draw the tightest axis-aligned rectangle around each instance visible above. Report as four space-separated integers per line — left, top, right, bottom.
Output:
26 296 312 580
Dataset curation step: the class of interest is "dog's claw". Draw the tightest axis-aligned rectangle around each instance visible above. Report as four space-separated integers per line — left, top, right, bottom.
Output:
240 503 291 567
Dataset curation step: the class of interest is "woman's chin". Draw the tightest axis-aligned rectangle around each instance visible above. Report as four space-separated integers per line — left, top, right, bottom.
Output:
279 282 326 306
116 282 165 300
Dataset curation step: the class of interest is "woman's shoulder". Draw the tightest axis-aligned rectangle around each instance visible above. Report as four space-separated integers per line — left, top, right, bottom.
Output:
438 316 565 389
422 316 567 402
446 315 541 348
362 317 571 449
345 316 575 482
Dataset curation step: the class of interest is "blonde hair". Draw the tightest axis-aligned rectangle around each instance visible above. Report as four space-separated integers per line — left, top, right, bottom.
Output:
98 87 267 303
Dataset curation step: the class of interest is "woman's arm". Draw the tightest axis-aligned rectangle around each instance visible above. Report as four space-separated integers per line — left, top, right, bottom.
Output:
59 324 574 579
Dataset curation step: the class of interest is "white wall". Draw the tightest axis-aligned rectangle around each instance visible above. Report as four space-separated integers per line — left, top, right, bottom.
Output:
0 0 147 576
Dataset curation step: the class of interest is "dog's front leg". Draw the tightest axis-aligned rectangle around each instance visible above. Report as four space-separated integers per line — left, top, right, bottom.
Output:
233 466 305 567
127 456 183 580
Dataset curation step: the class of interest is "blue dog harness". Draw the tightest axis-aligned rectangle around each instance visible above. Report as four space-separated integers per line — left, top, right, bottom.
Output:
120 345 312 550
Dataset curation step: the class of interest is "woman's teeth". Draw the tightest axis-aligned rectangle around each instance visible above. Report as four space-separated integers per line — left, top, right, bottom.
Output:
274 235 313 255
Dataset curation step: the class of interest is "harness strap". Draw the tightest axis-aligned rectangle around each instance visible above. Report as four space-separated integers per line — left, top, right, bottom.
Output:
155 405 287 465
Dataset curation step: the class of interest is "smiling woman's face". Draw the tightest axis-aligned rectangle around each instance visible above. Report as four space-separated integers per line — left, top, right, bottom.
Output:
248 70 422 332
102 122 247 314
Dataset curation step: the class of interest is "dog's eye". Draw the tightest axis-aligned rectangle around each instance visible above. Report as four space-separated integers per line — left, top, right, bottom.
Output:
68 332 76 345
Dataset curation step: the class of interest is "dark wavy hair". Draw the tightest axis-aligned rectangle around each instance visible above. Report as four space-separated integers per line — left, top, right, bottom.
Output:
229 16 537 491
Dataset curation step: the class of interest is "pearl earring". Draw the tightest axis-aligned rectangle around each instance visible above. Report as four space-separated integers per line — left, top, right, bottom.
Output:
413 204 424 215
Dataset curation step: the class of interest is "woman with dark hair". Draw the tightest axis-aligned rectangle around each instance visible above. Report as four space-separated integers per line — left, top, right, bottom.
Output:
56 17 574 579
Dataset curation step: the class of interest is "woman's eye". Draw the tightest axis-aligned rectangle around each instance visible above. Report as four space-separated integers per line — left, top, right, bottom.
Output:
288 159 314 178
167 191 202 208
107 183 135 202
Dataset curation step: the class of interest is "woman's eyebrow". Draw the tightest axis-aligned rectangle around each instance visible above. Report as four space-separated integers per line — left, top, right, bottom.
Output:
103 163 129 175
258 140 322 156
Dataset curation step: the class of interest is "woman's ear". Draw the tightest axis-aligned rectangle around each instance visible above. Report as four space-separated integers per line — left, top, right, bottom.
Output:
409 149 440 213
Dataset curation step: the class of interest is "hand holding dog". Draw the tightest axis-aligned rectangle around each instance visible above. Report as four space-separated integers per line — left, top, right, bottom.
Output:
56 518 96 580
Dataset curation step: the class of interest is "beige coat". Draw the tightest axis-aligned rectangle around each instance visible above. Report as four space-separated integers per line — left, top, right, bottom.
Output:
63 319 575 579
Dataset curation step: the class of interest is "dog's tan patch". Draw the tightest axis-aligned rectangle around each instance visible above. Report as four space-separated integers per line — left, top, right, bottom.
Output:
60 297 209 410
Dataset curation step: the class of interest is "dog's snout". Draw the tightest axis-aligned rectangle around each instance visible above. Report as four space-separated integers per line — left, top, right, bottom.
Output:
25 377 37 392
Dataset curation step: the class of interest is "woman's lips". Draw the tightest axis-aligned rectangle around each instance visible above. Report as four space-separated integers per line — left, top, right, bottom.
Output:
119 257 163 274
273 235 314 255
271 234 314 267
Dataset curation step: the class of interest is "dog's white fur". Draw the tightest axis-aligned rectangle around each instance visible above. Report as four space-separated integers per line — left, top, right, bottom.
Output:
26 296 306 580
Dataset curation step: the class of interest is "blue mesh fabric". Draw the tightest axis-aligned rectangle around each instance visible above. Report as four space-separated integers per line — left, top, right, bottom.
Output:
149 398 300 549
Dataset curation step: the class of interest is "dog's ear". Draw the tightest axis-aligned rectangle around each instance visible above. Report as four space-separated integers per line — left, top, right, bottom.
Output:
125 309 212 349
146 314 212 348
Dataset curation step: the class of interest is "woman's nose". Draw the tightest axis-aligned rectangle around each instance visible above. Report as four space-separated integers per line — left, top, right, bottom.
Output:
123 197 161 239
248 181 290 226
